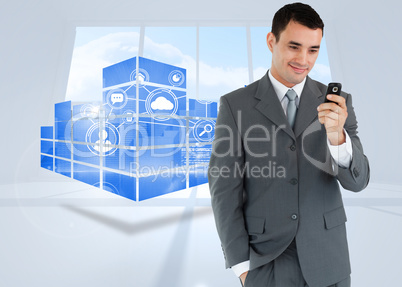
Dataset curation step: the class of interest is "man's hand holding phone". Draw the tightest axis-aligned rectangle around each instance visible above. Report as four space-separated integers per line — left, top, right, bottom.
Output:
317 83 348 146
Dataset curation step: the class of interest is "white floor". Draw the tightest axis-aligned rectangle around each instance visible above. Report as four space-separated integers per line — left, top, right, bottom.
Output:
1 178 402 287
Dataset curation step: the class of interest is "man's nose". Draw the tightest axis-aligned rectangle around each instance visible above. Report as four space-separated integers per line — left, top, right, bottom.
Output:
296 51 308 65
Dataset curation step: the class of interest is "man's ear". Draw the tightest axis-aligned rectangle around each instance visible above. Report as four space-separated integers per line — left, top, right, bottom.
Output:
266 32 276 53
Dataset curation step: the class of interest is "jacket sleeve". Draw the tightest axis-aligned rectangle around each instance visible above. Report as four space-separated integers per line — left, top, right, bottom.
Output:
208 95 250 268
336 93 370 192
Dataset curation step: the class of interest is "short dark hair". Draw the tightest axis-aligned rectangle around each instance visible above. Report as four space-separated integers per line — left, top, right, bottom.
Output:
271 2 324 41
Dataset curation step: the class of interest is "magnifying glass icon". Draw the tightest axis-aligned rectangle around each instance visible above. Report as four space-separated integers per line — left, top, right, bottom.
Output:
199 124 213 136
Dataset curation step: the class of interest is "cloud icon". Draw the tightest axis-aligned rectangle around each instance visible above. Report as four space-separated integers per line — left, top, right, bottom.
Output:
151 96 174 110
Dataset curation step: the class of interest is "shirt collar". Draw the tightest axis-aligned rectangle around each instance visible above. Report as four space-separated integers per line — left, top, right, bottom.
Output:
268 69 306 102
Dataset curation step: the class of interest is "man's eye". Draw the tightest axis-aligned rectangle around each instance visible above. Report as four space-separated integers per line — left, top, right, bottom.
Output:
310 49 318 53
289 46 298 50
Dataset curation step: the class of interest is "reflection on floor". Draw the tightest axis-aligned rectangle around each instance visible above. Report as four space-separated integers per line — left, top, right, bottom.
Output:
0 180 401 287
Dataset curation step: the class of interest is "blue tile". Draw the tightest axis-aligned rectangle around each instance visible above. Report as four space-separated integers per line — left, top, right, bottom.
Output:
189 99 218 117
55 141 71 159
41 126 53 139
138 117 186 147
139 57 186 89
103 57 137 88
189 165 209 187
103 171 136 201
41 140 53 155
139 171 186 201
72 103 101 120
188 145 212 187
73 163 100 187
73 143 100 166
55 158 71 177
188 145 212 166
55 121 71 141
104 117 136 147
73 119 98 143
55 101 72 122
41 155 53 171
104 147 136 173
139 147 186 171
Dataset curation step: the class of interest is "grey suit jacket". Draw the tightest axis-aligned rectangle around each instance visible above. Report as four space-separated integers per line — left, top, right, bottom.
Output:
208 73 370 287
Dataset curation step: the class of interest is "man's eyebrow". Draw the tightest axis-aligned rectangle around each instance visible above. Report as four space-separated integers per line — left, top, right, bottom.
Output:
289 41 302 46
288 41 320 49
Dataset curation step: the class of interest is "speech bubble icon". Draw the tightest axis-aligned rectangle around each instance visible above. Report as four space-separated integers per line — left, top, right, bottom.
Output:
111 93 124 105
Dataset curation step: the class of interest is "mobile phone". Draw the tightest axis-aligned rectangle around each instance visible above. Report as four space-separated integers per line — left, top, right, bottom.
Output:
325 82 342 103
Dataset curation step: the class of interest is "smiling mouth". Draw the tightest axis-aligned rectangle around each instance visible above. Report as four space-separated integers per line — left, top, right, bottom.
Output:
289 64 308 74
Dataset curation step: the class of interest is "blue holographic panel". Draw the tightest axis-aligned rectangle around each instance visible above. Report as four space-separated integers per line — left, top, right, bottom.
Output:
73 163 100 187
55 141 71 159
41 155 53 171
138 87 186 117
139 171 186 201
138 147 186 171
41 140 53 156
103 57 136 88
55 121 71 141
188 145 212 166
103 57 187 89
103 170 136 201
103 147 136 174
189 99 218 118
73 119 98 143
41 126 53 139
138 117 186 147
189 165 209 187
73 143 100 166
55 158 71 178
55 101 72 122
72 103 101 120
102 85 137 116
105 117 136 147
189 119 215 144
139 57 186 89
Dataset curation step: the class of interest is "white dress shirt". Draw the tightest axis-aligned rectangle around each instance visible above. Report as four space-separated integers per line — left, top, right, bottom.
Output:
231 71 353 277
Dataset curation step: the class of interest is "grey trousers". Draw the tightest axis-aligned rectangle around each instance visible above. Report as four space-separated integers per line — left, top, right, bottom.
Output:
241 240 351 287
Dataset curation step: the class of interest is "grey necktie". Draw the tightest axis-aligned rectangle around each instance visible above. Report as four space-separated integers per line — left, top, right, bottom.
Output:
285 89 297 129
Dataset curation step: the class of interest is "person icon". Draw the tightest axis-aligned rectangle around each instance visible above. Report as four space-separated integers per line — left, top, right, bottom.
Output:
93 129 113 153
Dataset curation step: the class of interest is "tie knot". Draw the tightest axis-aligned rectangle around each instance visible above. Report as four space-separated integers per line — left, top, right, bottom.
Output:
286 89 297 101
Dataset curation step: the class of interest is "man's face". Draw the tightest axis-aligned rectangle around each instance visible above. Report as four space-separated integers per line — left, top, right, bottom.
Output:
267 20 322 88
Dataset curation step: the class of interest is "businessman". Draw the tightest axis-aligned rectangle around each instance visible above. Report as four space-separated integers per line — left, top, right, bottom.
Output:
208 3 370 287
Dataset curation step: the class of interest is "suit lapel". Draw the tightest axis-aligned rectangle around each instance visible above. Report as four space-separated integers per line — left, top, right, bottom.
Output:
254 74 325 140
254 73 295 140
294 76 325 138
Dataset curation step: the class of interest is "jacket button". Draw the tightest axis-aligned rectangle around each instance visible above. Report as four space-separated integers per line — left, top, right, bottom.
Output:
290 178 298 185
290 145 296 151
291 214 298 220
